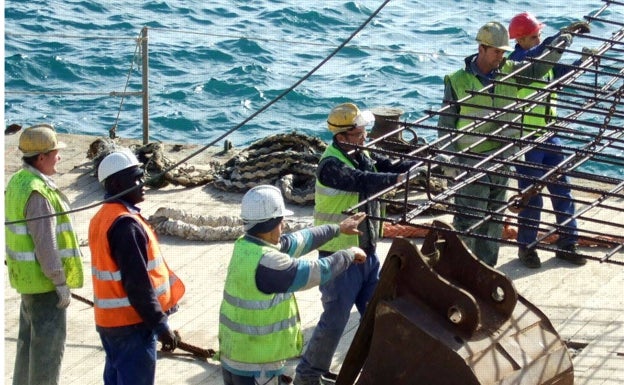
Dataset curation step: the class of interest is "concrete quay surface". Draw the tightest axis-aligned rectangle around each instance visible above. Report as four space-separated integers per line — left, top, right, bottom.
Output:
3 132 623 384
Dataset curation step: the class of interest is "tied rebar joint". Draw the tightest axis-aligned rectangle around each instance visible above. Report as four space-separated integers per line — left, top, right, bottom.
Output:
508 184 544 213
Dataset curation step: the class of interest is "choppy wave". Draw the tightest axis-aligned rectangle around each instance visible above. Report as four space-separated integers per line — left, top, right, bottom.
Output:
4 0 622 177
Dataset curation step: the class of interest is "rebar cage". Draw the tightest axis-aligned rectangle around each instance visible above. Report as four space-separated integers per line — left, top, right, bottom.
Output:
347 0 624 266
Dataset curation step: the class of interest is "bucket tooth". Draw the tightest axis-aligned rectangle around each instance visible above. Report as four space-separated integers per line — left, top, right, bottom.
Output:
337 220 574 385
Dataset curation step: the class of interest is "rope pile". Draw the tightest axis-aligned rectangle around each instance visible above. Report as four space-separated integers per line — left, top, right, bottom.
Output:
87 132 326 205
148 207 311 242
86 138 222 188
213 132 327 205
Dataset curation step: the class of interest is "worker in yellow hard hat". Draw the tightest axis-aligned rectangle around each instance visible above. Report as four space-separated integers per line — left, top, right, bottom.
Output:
5 124 84 385
294 102 420 385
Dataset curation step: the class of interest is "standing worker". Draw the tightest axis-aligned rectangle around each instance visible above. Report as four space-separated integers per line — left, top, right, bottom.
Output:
88 150 185 385
508 12 589 268
437 21 573 267
294 102 418 385
5 124 84 385
218 184 367 385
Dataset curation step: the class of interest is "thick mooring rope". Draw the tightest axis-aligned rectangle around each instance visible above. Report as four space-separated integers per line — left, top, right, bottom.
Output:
148 207 311 241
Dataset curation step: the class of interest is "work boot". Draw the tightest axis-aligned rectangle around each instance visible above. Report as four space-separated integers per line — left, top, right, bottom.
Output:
555 244 586 265
293 376 322 385
519 248 541 269
321 371 338 384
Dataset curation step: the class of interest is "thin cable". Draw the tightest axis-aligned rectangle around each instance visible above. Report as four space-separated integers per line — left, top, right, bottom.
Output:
4 0 394 225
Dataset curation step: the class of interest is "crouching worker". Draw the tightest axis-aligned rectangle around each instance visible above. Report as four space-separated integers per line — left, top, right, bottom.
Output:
218 185 367 385
88 150 185 385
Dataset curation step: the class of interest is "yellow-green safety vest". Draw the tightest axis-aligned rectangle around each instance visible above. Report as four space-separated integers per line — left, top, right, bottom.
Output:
314 144 367 252
219 236 301 364
516 67 556 136
5 168 84 294
446 61 521 153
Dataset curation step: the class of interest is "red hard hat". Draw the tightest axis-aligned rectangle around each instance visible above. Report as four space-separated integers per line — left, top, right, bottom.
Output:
509 12 544 39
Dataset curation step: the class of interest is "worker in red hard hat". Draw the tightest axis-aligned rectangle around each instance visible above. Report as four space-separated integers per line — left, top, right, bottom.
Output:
437 22 573 268
508 12 592 269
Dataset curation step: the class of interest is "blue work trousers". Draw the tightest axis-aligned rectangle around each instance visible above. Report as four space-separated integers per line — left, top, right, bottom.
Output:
516 137 578 250
13 291 66 385
98 325 157 385
295 249 380 383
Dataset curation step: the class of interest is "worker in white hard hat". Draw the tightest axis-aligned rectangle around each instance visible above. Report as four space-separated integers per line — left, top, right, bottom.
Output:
5 124 84 385
508 12 591 268
294 102 421 385
437 21 573 267
218 184 367 385
88 150 185 385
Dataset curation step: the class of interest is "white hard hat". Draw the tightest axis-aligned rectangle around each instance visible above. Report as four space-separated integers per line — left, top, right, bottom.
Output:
98 149 141 183
241 185 294 230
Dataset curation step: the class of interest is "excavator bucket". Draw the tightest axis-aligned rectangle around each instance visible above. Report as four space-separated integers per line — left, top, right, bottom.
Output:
337 220 573 385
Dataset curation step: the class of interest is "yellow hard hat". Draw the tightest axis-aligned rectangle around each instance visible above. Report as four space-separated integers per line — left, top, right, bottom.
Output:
18 124 67 157
476 21 513 51
327 103 375 134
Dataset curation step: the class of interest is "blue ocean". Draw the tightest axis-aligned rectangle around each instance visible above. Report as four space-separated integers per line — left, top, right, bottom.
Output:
4 0 623 175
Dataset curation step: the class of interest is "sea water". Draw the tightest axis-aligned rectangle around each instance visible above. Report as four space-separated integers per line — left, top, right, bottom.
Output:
4 0 623 175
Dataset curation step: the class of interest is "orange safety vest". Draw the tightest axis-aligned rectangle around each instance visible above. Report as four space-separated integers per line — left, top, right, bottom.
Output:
88 202 185 328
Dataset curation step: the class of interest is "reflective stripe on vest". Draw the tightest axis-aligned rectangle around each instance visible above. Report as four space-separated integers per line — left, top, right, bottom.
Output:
5 169 84 294
447 61 521 153
313 145 360 252
219 236 301 364
88 202 185 328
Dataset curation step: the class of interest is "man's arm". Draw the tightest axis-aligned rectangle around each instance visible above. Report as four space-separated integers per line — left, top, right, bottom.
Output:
108 217 168 333
317 156 398 195
279 224 341 258
437 77 460 148
256 247 357 294
510 34 571 84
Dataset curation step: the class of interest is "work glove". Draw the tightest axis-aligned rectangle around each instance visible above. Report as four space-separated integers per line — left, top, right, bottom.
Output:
581 47 599 62
55 284 71 309
551 33 573 52
561 21 591 34
348 246 367 264
433 153 462 178
158 328 180 352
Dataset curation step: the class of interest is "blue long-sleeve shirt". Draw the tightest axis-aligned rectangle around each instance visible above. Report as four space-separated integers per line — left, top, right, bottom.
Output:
253 224 357 294
508 33 579 79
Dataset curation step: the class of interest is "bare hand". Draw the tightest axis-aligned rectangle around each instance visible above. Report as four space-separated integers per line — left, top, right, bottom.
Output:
339 212 366 235
348 247 367 264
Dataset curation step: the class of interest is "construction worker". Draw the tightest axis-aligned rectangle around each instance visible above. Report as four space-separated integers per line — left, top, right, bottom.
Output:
5 124 84 385
437 21 573 267
218 184 367 385
88 150 185 385
294 102 419 385
508 12 589 268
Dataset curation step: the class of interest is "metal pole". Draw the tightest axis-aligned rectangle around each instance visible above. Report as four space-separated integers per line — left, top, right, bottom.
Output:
141 27 149 145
